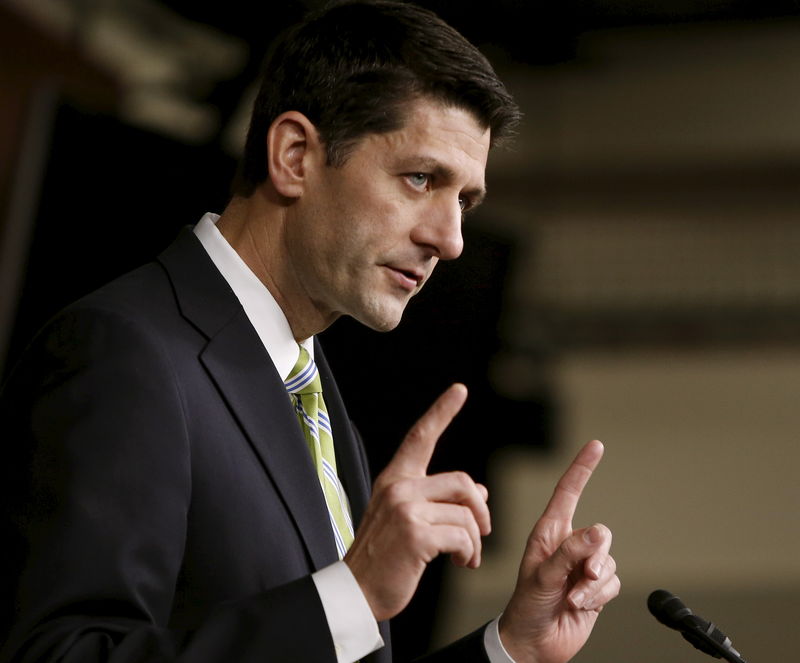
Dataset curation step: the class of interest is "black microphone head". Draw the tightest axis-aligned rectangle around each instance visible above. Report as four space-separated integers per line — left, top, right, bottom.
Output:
648 589 744 661
647 589 693 629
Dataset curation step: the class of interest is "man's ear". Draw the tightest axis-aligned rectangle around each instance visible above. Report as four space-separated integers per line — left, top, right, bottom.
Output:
266 111 322 199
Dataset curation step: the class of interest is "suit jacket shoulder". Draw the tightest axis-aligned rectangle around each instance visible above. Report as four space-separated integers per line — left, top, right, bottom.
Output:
0 227 381 662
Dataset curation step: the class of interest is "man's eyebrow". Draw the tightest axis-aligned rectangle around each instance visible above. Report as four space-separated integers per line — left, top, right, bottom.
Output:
466 184 487 208
398 156 487 204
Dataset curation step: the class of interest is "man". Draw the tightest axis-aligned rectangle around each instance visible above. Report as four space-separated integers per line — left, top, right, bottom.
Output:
0 1 619 662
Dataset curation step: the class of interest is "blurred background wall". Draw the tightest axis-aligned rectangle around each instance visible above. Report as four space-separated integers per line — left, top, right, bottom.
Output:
2 1 800 661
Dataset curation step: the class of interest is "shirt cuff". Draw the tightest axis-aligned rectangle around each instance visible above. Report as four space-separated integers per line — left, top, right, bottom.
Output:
483 615 516 663
312 561 384 663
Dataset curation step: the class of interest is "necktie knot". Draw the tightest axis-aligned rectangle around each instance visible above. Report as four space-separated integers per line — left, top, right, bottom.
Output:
284 346 322 395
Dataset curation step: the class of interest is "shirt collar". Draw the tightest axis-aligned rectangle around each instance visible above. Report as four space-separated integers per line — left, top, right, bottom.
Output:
193 212 313 380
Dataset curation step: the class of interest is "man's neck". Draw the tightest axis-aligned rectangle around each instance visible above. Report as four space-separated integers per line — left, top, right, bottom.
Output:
216 191 337 341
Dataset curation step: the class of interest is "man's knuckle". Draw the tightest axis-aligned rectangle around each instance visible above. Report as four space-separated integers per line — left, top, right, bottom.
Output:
444 470 474 496
458 527 475 551
406 524 428 549
373 473 390 493
405 423 427 444
452 470 472 487
395 499 420 523
384 481 408 505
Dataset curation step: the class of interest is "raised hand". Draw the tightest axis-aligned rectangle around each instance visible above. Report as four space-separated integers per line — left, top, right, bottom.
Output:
498 440 620 663
344 383 490 622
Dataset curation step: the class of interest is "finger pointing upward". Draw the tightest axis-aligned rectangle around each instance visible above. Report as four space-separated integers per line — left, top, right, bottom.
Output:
541 440 604 527
388 383 468 477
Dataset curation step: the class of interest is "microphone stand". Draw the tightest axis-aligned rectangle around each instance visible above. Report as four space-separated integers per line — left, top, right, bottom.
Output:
679 619 748 663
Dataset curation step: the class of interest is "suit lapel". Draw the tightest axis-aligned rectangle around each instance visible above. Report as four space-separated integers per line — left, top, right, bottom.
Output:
158 228 339 569
160 228 392 661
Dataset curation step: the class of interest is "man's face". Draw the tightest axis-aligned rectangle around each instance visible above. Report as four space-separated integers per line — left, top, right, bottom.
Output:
286 97 491 333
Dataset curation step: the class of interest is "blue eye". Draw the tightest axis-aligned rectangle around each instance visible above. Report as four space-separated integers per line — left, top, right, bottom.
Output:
408 173 429 188
458 196 467 211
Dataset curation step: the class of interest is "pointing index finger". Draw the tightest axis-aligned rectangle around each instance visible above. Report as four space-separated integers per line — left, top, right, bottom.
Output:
540 439 604 526
388 383 468 477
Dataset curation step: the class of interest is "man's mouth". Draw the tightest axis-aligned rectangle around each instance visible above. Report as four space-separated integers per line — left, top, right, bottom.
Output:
384 265 423 291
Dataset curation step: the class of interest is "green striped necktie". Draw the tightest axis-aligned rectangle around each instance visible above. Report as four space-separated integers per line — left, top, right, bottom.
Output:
284 345 354 558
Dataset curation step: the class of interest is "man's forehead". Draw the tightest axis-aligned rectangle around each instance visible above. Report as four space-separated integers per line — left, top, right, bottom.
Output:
372 101 490 168
392 98 490 143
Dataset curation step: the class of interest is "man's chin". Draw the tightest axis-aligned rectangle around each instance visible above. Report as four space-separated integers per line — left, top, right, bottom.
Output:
352 315 403 333
350 303 406 333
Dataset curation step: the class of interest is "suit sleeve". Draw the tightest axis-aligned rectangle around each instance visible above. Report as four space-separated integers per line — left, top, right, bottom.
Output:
0 305 337 663
413 627 491 663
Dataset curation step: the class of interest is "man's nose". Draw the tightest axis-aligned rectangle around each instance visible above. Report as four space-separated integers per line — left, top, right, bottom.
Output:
412 197 464 261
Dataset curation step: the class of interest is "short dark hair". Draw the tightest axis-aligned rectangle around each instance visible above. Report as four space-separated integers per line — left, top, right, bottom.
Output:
235 0 520 196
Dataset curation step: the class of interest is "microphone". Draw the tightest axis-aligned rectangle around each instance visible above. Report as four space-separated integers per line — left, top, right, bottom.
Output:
647 589 748 663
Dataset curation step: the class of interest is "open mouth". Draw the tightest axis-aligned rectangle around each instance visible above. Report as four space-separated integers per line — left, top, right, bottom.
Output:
385 265 422 290
398 268 421 284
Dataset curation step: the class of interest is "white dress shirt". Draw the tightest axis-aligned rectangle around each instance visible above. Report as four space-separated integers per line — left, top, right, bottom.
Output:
193 213 513 663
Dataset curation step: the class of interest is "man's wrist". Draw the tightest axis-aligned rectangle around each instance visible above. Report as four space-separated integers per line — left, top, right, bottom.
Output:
312 561 384 663
484 614 517 663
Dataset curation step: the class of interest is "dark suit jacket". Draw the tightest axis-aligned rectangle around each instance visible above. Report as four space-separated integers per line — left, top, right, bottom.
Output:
0 228 488 662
